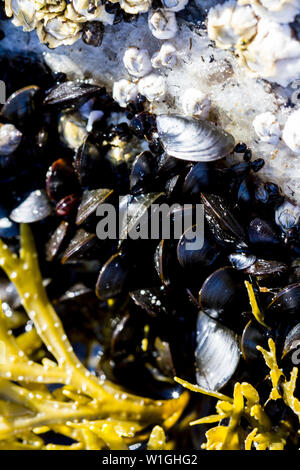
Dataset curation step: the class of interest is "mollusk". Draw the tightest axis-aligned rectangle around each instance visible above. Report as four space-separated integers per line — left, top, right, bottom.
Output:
156 114 235 162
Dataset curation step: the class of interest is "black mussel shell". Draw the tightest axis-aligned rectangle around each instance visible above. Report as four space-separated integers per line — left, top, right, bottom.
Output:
61 229 99 264
45 220 69 262
10 189 52 223
245 259 288 277
282 323 300 359
248 217 281 254
1 85 40 129
266 284 300 324
154 239 183 287
130 151 157 194
241 320 270 366
76 188 113 225
119 192 164 242
195 311 240 391
228 252 257 270
177 225 221 270
129 286 170 317
201 193 247 250
183 163 231 196
199 266 248 330
96 252 129 300
44 81 102 108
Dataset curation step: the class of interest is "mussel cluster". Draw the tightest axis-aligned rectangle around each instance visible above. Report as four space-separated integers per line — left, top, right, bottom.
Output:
1 54 300 449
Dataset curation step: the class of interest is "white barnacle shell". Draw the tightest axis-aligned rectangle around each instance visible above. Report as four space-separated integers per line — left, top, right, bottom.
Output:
148 9 177 40
252 112 281 145
151 43 177 69
161 0 189 12
181 88 211 120
37 13 82 48
112 79 138 108
118 0 151 14
237 19 300 87
138 73 166 102
5 0 38 31
123 47 152 78
0 124 22 155
282 109 300 154
207 0 257 50
238 0 300 24
156 114 235 162
65 0 114 24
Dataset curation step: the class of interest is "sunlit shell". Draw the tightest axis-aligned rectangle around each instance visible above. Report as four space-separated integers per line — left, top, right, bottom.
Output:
37 13 81 48
156 114 235 162
10 189 52 223
238 0 300 24
207 0 257 50
5 0 38 31
58 112 88 150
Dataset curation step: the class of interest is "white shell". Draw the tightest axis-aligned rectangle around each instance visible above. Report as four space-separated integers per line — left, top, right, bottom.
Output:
151 43 177 69
237 19 300 87
157 114 235 162
207 0 257 50
112 79 138 107
58 112 88 149
0 124 22 155
138 73 166 102
148 10 177 40
5 0 38 32
37 15 81 48
275 200 300 232
181 88 211 120
283 109 300 154
161 0 189 12
252 112 281 145
119 0 151 14
10 189 52 223
238 0 300 24
195 312 240 391
123 47 152 78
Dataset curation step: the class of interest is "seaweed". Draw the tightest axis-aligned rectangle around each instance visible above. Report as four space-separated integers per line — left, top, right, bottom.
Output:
0 224 188 449
176 339 300 450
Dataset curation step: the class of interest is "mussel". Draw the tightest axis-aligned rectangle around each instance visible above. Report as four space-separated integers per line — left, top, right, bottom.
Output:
156 114 235 162
195 311 240 391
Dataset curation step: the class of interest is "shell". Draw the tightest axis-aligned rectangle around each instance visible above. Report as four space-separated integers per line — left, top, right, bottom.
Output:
238 0 300 24
156 114 235 162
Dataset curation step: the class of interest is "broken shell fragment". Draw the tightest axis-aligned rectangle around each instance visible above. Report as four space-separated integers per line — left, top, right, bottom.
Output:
156 114 235 162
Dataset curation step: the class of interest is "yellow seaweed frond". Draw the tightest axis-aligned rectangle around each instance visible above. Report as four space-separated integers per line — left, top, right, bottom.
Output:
0 224 189 449
176 339 300 450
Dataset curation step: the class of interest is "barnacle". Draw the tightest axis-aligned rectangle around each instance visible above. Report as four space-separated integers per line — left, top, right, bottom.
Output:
0 224 188 449
175 338 300 450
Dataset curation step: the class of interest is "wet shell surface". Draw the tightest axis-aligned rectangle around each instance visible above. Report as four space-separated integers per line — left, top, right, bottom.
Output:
156 114 235 162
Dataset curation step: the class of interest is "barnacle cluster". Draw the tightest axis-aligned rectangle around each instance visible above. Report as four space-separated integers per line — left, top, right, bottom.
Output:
4 0 114 47
0 224 188 449
207 0 300 86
